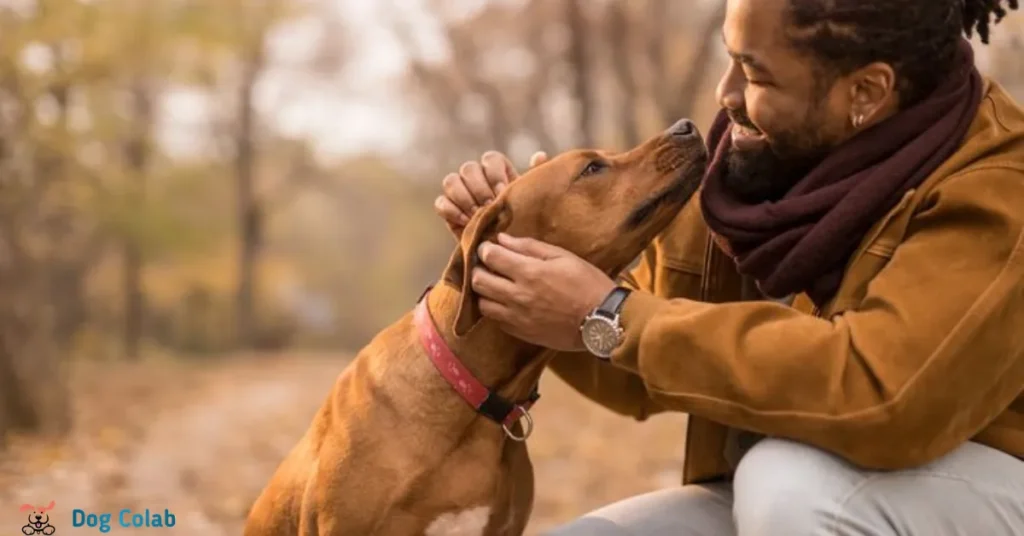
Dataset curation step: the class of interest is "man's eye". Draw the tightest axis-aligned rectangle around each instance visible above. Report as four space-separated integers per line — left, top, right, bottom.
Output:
742 71 771 87
579 160 607 178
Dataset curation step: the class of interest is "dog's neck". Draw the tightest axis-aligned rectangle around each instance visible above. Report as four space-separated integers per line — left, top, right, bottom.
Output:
424 283 548 402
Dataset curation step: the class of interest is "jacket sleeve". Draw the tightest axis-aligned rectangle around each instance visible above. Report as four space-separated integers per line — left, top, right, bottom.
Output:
610 168 1024 469
545 243 669 421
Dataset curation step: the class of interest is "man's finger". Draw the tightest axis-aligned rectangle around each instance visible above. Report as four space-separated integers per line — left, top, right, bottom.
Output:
481 151 515 195
477 241 537 280
496 233 568 260
470 265 518 302
529 151 549 168
458 161 496 207
478 297 514 323
442 172 478 216
434 195 470 227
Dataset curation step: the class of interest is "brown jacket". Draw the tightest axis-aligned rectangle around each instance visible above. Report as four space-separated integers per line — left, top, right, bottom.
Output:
548 79 1024 485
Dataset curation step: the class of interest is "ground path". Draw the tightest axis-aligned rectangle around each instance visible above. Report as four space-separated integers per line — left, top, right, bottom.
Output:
0 354 686 535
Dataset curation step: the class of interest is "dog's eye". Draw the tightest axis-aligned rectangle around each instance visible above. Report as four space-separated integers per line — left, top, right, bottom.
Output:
578 160 607 179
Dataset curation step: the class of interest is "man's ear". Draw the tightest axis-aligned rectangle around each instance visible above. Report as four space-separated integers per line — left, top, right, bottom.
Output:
441 199 511 337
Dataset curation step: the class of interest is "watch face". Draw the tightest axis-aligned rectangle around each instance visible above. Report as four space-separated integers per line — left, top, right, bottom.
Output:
583 317 620 357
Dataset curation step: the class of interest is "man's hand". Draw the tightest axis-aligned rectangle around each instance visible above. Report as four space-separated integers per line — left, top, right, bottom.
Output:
472 233 616 352
435 151 548 240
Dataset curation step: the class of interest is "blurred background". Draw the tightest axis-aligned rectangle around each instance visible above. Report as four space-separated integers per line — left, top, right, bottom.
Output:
0 0 1021 533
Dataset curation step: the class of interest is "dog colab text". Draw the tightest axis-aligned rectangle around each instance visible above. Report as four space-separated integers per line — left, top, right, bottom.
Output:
72 508 176 532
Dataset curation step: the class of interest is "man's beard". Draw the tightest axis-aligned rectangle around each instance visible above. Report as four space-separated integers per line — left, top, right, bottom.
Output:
722 111 833 203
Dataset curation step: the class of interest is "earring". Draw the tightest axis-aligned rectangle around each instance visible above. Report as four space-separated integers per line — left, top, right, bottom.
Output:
852 114 865 129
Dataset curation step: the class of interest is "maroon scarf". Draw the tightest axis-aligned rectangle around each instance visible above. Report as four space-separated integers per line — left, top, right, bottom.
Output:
700 40 983 308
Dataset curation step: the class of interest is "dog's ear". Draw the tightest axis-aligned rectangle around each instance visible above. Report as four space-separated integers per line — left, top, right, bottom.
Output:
20 504 33 512
442 199 511 337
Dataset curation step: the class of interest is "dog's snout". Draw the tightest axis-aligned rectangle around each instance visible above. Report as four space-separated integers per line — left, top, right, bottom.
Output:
665 118 696 138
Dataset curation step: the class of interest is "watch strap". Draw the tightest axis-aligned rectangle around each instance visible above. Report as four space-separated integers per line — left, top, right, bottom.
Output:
595 286 631 319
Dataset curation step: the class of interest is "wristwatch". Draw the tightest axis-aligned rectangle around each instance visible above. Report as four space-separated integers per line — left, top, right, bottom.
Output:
580 286 632 360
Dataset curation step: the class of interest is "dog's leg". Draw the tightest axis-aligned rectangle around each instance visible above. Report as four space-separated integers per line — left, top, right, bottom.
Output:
486 444 534 536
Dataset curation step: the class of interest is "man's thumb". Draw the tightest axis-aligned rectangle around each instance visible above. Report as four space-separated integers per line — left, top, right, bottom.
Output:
497 233 566 260
529 151 549 168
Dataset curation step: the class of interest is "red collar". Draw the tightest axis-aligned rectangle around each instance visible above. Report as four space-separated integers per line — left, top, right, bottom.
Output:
413 286 540 441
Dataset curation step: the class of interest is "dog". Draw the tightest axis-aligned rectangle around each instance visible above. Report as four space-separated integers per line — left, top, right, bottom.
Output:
243 118 707 536
21 501 56 535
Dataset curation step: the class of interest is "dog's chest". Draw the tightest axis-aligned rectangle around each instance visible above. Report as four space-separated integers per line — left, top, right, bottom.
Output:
424 506 492 536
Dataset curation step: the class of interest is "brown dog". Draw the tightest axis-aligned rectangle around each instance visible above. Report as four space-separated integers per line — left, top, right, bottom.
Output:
243 119 707 536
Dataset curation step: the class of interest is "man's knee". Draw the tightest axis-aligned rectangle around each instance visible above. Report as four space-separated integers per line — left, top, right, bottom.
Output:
542 484 734 536
541 516 631 536
733 438 862 535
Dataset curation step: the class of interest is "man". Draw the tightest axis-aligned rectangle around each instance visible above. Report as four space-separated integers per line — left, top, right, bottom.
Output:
434 0 1024 534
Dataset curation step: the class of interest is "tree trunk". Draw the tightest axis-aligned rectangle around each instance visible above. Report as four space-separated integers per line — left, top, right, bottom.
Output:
123 244 143 358
566 0 595 147
0 312 41 446
35 45 72 435
608 2 642 148
0 34 72 440
122 80 153 360
235 43 265 350
646 0 670 118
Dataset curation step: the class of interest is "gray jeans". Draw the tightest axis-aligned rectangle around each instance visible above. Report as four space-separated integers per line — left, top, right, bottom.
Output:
543 438 1024 536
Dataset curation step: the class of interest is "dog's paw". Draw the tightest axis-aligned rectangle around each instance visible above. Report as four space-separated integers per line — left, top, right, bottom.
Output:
42 526 55 535
21 525 34 535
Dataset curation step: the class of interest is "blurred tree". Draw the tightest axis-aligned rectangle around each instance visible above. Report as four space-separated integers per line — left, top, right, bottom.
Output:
0 0 117 438
107 0 198 360
566 0 596 147
186 0 348 350
387 0 730 173
271 153 452 348
0 0 102 437
645 0 727 131
232 12 267 353
606 1 643 147
0 0 347 443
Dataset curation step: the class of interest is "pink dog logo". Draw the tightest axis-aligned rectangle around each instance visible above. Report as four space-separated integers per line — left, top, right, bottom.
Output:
21 501 56 535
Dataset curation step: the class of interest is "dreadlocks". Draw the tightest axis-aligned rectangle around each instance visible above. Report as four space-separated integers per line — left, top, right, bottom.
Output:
964 0 1021 43
785 0 1020 108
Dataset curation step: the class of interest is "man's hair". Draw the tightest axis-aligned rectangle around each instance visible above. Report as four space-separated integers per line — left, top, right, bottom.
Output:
785 0 1019 108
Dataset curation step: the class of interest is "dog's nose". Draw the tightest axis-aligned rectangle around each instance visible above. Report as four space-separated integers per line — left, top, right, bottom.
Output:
665 118 697 138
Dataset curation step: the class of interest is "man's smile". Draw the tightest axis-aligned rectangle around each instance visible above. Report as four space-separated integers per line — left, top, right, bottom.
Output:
730 122 767 151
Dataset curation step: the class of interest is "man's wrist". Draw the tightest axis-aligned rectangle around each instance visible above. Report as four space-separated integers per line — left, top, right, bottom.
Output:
603 290 667 373
580 285 632 359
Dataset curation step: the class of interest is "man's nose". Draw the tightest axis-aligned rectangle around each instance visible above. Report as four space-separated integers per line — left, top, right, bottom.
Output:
715 62 745 112
665 118 697 138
